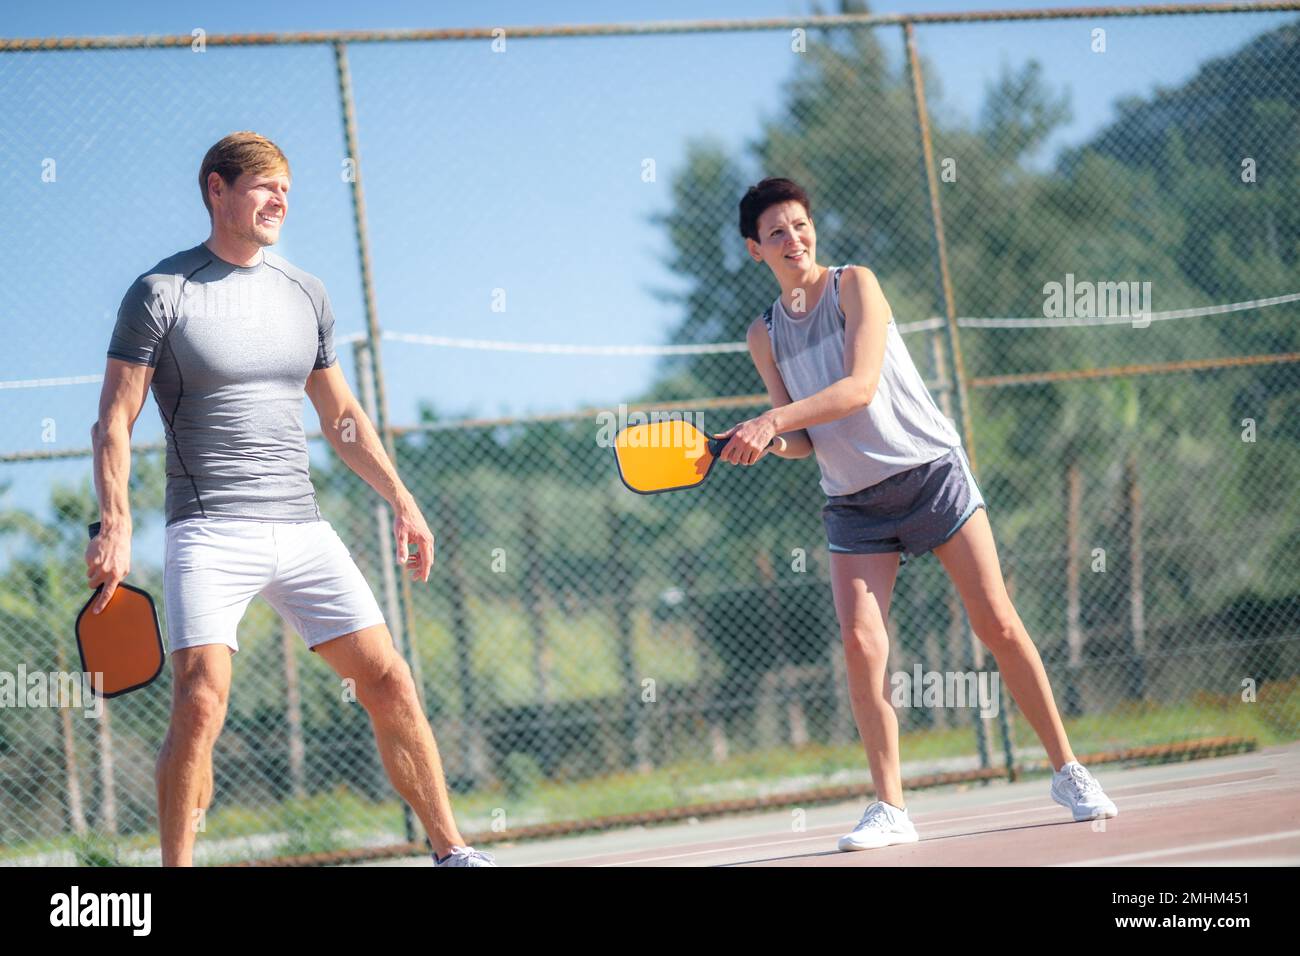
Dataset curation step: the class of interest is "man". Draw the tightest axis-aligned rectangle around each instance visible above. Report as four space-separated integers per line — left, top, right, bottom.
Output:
85 131 494 867
718 177 1118 851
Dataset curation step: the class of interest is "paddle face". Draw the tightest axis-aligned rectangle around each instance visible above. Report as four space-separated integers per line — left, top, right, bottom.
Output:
75 583 164 698
78 523 164 698
613 420 719 495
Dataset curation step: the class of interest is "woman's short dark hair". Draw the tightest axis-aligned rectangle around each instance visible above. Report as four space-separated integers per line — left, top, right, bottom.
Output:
738 177 812 242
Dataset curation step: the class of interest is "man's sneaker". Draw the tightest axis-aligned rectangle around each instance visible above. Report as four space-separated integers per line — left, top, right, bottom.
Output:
433 845 497 867
837 800 919 852
1051 761 1119 821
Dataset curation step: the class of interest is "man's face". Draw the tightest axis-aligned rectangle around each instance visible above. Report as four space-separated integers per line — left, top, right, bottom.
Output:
210 168 289 247
748 200 815 275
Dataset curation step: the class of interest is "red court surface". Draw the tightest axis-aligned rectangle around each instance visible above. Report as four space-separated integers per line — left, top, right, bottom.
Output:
361 742 1300 867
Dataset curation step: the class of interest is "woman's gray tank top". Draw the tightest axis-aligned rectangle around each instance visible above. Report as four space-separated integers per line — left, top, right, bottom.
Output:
765 265 961 497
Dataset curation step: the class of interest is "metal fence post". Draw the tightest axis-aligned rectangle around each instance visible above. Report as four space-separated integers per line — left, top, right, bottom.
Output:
607 499 652 773
350 340 417 843
335 41 425 844
438 492 490 790
903 21 975 470
333 40 427 711
903 20 996 776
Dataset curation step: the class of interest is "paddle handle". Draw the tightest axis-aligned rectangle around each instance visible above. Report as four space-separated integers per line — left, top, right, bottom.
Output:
707 434 788 458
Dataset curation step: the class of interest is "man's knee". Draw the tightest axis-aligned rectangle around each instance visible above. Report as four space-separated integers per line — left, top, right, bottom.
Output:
355 654 417 710
170 679 229 739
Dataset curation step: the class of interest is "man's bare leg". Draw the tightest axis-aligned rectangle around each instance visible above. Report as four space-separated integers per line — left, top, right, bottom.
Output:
156 644 232 866
314 623 466 856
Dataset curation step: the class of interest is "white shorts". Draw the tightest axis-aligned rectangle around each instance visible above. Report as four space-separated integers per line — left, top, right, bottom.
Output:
163 517 386 654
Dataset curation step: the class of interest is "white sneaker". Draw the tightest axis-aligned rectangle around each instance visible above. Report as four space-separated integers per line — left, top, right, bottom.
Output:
1051 761 1119 821
837 800 919 852
433 845 497 867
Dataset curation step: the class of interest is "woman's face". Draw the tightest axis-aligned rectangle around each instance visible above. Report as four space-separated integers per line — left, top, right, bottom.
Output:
750 200 816 275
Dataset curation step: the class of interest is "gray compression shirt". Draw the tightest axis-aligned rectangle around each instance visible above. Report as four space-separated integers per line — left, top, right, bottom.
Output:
107 242 337 525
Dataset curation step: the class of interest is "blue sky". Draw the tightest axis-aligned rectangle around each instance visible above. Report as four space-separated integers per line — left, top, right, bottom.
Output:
1 0 1295 530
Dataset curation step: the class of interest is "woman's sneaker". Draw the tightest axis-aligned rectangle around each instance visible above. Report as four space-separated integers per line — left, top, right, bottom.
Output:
837 800 919 851
1051 761 1119 821
433 845 498 867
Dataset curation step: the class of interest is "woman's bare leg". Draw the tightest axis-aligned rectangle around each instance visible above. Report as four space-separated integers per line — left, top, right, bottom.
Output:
933 508 1076 771
829 551 905 807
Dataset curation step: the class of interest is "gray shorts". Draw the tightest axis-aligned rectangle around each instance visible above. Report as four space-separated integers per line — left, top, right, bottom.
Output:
823 445 986 566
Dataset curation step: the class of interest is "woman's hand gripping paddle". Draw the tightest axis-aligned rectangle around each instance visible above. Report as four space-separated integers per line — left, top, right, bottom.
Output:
612 419 786 495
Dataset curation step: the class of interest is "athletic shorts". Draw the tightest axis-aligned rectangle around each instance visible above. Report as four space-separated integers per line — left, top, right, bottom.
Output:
822 445 987 566
163 517 386 653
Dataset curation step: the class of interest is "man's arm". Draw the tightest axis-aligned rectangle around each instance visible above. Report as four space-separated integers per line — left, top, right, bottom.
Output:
719 266 889 466
86 358 153 613
305 363 435 582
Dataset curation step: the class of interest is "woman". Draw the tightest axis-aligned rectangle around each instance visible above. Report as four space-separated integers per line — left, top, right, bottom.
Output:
718 177 1117 851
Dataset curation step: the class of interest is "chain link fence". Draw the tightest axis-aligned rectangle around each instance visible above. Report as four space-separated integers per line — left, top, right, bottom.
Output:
2 3 1298 864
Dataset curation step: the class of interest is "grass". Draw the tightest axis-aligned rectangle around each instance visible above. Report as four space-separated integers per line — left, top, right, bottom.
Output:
70 829 125 867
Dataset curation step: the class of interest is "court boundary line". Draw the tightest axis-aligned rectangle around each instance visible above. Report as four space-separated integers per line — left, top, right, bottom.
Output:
1059 829 1300 866
518 766 1288 867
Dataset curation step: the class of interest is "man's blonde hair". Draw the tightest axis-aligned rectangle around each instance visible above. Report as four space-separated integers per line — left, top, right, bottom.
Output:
199 131 291 217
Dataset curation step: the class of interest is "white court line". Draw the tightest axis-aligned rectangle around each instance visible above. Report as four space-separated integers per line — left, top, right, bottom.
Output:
924 772 1286 830
519 807 1040 867
521 773 1289 867
1058 829 1300 867
513 831 834 867
592 804 1083 866
598 799 1298 868
541 808 1071 868
1161 858 1295 867
591 833 847 867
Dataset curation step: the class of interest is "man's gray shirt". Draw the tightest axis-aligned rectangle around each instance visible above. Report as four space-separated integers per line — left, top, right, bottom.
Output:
108 243 337 525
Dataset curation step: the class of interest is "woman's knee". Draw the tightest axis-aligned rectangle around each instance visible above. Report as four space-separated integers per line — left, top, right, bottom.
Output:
972 604 1024 650
840 623 890 665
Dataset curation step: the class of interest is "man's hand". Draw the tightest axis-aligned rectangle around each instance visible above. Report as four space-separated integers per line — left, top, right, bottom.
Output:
394 495 435 583
85 525 131 614
717 412 779 466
